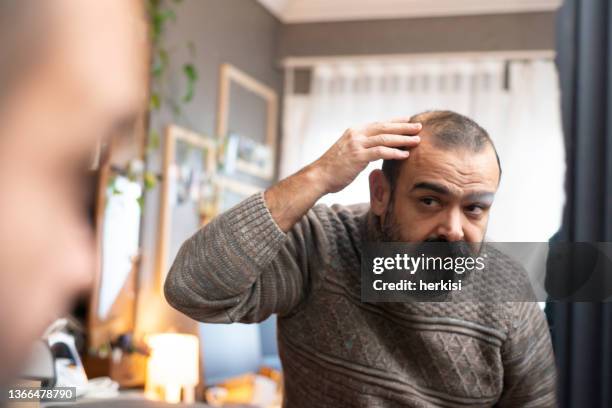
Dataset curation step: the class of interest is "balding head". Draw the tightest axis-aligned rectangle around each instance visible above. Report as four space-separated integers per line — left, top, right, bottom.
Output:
382 110 501 191
370 110 501 243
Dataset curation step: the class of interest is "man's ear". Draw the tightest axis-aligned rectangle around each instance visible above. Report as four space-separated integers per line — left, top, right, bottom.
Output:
369 169 392 217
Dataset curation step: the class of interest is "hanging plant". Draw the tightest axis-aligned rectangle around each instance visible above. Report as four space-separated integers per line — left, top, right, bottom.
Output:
145 0 200 189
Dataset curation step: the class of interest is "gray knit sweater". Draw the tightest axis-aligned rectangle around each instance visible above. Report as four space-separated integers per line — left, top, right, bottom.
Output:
164 193 557 407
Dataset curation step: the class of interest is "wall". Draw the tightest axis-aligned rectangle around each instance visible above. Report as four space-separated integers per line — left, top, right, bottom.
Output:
136 0 282 383
278 12 556 58
279 12 556 94
160 0 281 134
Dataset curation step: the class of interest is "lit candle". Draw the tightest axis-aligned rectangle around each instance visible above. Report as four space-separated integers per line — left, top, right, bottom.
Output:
145 333 199 403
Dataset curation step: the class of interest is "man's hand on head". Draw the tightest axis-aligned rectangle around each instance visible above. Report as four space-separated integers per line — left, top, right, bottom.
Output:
312 119 422 194
264 118 421 232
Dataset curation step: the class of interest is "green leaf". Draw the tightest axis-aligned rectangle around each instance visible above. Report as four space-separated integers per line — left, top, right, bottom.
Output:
137 196 145 210
182 85 194 103
151 49 169 77
148 0 162 9
150 14 163 43
183 63 198 81
150 93 161 110
168 99 182 117
144 172 158 190
150 7 176 43
151 61 163 77
148 129 160 151
158 9 176 24
159 49 169 67
182 63 198 103
147 0 162 22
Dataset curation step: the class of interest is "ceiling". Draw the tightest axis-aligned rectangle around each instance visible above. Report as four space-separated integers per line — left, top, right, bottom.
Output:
256 0 562 23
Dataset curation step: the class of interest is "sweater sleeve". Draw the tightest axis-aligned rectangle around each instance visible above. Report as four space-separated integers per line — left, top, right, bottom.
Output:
496 302 557 407
164 192 331 324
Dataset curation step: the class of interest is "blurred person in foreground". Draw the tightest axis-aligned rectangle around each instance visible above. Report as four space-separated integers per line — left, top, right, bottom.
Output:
0 0 147 385
166 110 557 407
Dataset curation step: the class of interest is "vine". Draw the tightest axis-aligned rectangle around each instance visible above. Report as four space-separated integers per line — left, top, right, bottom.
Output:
146 0 199 155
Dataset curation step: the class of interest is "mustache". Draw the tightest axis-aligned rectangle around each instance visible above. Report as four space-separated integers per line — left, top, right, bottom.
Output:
425 237 450 242
423 237 478 258
380 207 482 257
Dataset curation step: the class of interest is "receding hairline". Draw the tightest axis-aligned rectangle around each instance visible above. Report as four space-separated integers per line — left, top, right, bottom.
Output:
409 110 494 153
382 110 502 188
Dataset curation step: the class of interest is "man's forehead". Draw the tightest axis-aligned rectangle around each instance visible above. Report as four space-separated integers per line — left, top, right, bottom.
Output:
400 137 500 193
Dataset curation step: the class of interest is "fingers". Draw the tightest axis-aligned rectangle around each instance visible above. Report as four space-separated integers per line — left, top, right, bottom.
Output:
364 146 410 162
363 133 420 149
364 121 422 136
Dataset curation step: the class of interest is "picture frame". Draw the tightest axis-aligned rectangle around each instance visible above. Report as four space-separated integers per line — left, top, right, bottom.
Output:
216 63 278 180
157 124 217 291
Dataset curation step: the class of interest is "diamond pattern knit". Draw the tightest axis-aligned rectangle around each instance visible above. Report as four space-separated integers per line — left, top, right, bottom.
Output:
165 193 557 407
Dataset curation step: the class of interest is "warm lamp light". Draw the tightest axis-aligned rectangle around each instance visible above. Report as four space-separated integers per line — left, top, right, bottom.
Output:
145 333 199 403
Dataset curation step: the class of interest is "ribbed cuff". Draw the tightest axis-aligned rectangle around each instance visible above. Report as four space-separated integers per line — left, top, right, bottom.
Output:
224 192 287 269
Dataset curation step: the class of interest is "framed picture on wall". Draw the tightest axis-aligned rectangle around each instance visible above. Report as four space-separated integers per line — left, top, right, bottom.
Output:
216 63 278 180
157 125 217 291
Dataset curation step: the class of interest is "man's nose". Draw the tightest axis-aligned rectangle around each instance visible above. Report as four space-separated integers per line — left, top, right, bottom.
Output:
436 208 465 242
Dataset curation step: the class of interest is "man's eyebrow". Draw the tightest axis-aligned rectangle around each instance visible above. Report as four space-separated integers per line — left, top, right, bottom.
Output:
464 191 496 203
411 181 496 202
411 182 452 195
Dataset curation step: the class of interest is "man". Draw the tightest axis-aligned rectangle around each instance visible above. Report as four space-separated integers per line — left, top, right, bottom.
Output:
165 111 557 406
0 0 146 385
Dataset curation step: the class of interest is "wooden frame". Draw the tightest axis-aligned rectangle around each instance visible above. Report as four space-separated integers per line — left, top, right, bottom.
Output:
216 63 278 180
157 125 216 291
88 134 143 350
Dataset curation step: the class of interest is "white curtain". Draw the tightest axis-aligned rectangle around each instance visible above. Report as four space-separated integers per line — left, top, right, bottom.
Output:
281 59 565 242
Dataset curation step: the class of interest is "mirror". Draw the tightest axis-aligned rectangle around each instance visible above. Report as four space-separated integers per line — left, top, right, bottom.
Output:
88 123 146 349
98 176 142 319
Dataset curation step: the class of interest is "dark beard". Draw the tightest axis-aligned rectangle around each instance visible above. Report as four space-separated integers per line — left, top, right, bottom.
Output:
380 204 480 259
421 237 477 259
380 198 402 242
378 203 483 298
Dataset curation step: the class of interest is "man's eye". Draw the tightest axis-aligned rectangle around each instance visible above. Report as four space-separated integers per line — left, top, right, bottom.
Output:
465 204 485 216
420 197 439 207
